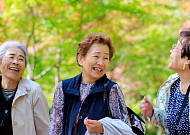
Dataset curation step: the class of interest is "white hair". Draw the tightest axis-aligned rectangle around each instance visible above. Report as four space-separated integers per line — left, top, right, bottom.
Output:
0 41 28 68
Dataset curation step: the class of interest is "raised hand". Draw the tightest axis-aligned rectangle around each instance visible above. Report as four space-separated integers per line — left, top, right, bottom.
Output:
139 96 154 119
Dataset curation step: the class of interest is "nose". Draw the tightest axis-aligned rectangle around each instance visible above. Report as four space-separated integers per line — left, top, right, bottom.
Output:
12 59 18 65
97 58 103 65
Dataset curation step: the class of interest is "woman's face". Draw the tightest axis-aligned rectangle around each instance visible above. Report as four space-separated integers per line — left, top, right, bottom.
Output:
168 41 188 71
0 46 26 82
78 43 110 84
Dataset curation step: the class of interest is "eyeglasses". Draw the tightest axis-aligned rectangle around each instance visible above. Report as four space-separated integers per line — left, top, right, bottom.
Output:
172 44 182 50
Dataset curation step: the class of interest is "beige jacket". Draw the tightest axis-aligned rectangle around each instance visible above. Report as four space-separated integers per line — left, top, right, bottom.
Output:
11 77 49 135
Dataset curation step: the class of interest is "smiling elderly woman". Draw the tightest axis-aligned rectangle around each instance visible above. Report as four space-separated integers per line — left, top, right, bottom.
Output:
0 41 49 135
49 33 136 135
139 27 190 135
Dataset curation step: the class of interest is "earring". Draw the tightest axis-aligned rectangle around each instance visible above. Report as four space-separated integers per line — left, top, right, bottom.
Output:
183 64 185 70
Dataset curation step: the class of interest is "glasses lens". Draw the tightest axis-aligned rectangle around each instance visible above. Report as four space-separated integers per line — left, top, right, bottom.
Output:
172 44 176 49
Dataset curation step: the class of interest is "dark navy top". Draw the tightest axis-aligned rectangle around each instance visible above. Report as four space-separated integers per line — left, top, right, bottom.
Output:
166 78 189 134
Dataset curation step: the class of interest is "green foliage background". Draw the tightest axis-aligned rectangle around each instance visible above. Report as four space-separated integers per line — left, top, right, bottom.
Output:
0 0 189 134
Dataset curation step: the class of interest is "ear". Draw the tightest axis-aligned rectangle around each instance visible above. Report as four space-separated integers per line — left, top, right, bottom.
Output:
185 60 190 65
0 64 2 71
78 54 84 66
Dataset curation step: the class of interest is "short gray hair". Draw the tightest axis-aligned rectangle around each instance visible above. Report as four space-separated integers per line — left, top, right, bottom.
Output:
0 41 28 68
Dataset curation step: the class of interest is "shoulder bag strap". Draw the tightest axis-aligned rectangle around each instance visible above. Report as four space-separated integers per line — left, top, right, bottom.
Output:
103 81 115 118
175 85 190 134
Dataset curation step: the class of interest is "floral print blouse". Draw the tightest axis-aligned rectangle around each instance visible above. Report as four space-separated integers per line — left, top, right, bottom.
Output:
49 81 131 135
149 73 190 135
166 78 189 134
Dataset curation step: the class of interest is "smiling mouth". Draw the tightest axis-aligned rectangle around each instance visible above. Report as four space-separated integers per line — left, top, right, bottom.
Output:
93 67 102 72
9 68 19 72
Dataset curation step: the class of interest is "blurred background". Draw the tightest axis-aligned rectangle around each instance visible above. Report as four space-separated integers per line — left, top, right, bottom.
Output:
0 0 189 134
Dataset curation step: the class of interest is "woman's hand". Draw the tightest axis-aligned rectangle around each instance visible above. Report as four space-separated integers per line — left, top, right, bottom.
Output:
84 117 104 133
139 96 154 119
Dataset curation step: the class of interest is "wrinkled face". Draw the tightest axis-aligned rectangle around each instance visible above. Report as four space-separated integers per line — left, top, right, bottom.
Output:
78 43 110 84
168 41 188 71
0 46 25 82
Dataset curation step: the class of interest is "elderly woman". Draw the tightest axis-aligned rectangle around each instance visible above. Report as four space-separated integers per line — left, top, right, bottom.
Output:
49 33 137 135
139 27 190 135
0 41 49 135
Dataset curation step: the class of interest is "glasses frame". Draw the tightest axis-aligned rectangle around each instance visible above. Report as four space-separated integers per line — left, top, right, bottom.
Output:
172 44 182 50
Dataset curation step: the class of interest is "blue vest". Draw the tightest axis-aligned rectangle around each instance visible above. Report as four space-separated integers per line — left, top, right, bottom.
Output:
62 73 116 135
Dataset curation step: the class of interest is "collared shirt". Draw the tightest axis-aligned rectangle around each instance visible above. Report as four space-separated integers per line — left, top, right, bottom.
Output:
49 81 131 135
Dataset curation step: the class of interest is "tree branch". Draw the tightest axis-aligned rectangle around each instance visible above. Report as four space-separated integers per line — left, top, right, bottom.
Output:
33 56 64 80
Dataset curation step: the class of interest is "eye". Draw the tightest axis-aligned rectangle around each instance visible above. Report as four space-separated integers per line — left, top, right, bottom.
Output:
104 57 109 60
172 44 177 49
19 58 24 61
93 56 98 58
